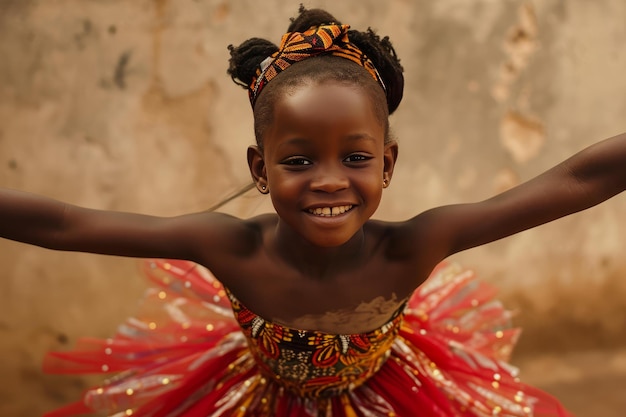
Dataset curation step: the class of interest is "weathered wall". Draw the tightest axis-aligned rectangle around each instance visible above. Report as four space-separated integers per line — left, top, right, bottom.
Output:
0 0 624 415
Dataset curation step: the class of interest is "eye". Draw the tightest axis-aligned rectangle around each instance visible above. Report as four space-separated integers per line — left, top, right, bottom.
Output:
343 154 372 164
281 157 312 166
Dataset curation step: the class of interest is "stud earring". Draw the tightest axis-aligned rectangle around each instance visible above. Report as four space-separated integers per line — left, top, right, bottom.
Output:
260 184 268 194
382 178 388 188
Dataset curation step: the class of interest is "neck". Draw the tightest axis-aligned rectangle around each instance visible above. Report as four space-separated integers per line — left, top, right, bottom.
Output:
273 220 366 279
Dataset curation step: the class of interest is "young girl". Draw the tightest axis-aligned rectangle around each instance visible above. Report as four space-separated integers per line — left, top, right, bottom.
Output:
1 6 625 417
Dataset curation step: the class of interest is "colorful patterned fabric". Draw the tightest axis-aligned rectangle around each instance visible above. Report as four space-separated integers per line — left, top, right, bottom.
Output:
249 24 386 107
228 288 403 399
43 260 573 417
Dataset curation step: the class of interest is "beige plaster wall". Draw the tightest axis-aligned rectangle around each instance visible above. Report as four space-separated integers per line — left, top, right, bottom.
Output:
0 0 625 415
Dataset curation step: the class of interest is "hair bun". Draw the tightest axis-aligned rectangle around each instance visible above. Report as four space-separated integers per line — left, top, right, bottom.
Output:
228 38 279 89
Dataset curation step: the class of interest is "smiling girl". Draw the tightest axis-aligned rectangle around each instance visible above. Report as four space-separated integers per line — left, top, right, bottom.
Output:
1 6 625 417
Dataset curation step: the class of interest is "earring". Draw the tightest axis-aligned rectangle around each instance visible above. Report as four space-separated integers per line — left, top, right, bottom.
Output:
260 184 268 194
382 178 388 188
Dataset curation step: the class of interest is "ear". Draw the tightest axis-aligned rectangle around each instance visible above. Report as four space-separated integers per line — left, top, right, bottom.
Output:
382 140 398 188
247 145 269 194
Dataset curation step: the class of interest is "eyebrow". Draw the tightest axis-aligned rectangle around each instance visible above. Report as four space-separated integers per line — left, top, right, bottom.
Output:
345 133 377 143
281 133 377 147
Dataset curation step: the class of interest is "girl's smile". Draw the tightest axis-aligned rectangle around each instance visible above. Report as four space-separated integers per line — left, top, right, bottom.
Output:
248 81 397 248
307 204 354 217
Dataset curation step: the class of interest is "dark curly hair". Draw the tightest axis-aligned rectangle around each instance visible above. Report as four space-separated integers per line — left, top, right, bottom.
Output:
228 6 404 146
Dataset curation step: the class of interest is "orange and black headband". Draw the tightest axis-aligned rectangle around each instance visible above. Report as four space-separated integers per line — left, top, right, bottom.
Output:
248 24 386 107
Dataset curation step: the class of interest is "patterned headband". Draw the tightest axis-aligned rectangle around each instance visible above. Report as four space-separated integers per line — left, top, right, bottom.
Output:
248 24 386 107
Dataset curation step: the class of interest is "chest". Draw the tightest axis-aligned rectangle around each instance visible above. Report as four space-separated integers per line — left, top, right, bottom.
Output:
218 256 412 334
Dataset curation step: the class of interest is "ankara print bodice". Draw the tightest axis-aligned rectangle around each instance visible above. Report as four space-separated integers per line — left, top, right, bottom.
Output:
226 290 404 399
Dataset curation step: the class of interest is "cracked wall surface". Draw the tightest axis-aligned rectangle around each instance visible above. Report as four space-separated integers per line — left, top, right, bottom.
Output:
0 0 625 415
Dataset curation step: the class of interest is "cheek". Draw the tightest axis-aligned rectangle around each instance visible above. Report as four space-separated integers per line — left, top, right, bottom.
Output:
354 170 384 195
268 171 298 191
267 173 302 204
360 161 385 183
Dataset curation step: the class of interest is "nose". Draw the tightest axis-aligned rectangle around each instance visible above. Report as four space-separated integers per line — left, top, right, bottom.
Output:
309 164 349 193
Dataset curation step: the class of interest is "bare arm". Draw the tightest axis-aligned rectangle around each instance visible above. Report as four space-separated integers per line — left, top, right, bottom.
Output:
403 132 626 265
0 188 250 263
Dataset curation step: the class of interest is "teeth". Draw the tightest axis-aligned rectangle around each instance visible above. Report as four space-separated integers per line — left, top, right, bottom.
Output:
308 205 353 217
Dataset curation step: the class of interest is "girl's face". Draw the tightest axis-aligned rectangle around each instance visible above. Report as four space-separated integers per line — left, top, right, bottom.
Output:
248 81 398 248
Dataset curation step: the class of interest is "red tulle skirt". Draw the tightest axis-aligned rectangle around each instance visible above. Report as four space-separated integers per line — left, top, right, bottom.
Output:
43 260 573 417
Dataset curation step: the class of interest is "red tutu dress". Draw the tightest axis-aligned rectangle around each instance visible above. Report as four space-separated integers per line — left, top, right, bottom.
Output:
44 260 572 417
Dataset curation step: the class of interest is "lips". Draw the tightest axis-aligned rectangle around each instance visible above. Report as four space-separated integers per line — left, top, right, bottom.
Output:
307 205 353 217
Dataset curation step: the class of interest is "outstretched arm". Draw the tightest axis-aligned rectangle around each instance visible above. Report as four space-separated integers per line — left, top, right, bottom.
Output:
405 132 626 264
0 188 246 262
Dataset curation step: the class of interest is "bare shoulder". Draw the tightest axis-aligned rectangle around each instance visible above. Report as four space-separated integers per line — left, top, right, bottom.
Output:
238 213 279 248
365 210 463 271
192 212 279 289
189 211 276 255
390 204 491 262
364 218 429 260
365 216 432 253
361 217 448 294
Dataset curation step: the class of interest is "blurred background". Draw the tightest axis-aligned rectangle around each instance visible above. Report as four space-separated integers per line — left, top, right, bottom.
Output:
1 0 625 415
